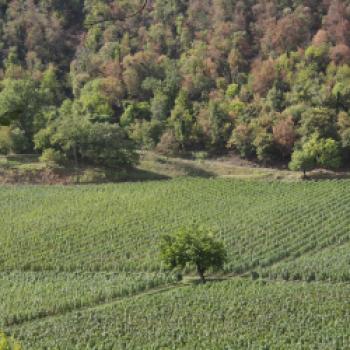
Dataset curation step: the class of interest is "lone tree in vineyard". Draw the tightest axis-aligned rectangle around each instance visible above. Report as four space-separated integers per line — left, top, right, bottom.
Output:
160 226 227 284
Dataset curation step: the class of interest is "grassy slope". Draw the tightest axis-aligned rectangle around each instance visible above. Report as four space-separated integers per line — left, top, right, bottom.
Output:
2 152 350 184
1 178 350 347
0 152 301 184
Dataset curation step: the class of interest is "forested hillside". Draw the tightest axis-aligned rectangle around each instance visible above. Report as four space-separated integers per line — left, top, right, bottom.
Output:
1 0 350 169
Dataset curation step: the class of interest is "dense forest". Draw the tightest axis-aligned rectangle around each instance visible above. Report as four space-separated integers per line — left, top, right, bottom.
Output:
1 0 350 170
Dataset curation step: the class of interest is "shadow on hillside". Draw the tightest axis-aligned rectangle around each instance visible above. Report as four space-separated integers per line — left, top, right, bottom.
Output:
185 276 232 286
305 170 350 181
167 160 215 178
123 168 171 182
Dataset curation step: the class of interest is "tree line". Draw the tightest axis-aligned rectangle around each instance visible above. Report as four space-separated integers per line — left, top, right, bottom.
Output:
1 0 350 171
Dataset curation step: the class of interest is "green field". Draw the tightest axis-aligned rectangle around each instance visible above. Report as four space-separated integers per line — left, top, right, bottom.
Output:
2 178 350 349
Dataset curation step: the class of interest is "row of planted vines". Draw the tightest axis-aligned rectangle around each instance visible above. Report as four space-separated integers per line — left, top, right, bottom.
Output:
9 280 350 349
1 179 350 274
2 178 350 347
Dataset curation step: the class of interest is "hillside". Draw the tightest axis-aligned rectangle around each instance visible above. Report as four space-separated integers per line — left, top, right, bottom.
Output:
0 151 301 184
2 178 350 347
1 1 350 172
2 2 350 348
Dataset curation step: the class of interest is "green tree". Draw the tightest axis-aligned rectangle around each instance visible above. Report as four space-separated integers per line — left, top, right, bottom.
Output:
289 148 317 176
151 91 170 121
78 79 114 122
160 226 227 284
128 119 163 150
227 123 255 158
169 90 194 150
0 78 41 150
337 111 350 150
120 102 151 128
35 100 139 169
290 134 341 176
0 126 28 155
226 83 239 98
304 44 330 71
198 100 232 152
253 129 276 163
317 138 341 169
332 65 350 111
299 107 337 140
39 65 63 107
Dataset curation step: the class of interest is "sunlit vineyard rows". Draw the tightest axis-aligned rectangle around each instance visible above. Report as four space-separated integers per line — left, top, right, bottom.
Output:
9 279 350 349
2 178 350 348
261 241 350 282
2 179 350 274
0 272 177 328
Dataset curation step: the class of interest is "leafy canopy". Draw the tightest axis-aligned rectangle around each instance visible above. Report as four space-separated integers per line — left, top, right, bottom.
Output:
289 133 341 174
160 226 227 283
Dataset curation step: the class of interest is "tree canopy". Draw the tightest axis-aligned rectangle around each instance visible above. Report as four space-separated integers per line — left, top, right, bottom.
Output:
160 226 227 283
1 1 350 169
289 133 341 175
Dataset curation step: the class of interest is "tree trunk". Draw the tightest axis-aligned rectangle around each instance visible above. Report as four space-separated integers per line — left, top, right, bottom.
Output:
73 144 80 184
197 266 206 284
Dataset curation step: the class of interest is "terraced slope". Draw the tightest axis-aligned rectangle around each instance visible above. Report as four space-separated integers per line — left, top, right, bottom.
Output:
2 178 350 348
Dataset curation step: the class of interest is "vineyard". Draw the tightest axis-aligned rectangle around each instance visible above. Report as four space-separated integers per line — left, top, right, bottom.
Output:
9 280 350 349
2 178 350 348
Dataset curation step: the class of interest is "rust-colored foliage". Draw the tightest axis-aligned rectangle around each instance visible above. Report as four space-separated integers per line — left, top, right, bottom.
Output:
252 59 276 96
324 0 350 45
330 44 350 65
273 116 296 157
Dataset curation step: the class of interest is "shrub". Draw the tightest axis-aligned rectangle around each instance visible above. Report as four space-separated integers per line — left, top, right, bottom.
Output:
0 127 11 155
226 84 239 98
40 148 65 166
0 127 28 155
290 134 341 175
156 130 181 156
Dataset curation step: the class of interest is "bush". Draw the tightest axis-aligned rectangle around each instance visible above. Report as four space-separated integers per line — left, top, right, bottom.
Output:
253 130 277 163
80 169 107 183
35 100 139 170
226 83 239 98
10 128 28 153
227 124 255 158
0 127 11 155
156 130 181 156
40 148 65 165
193 151 208 162
0 127 28 155
128 119 163 150
289 149 316 175
81 123 139 168
289 134 341 174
